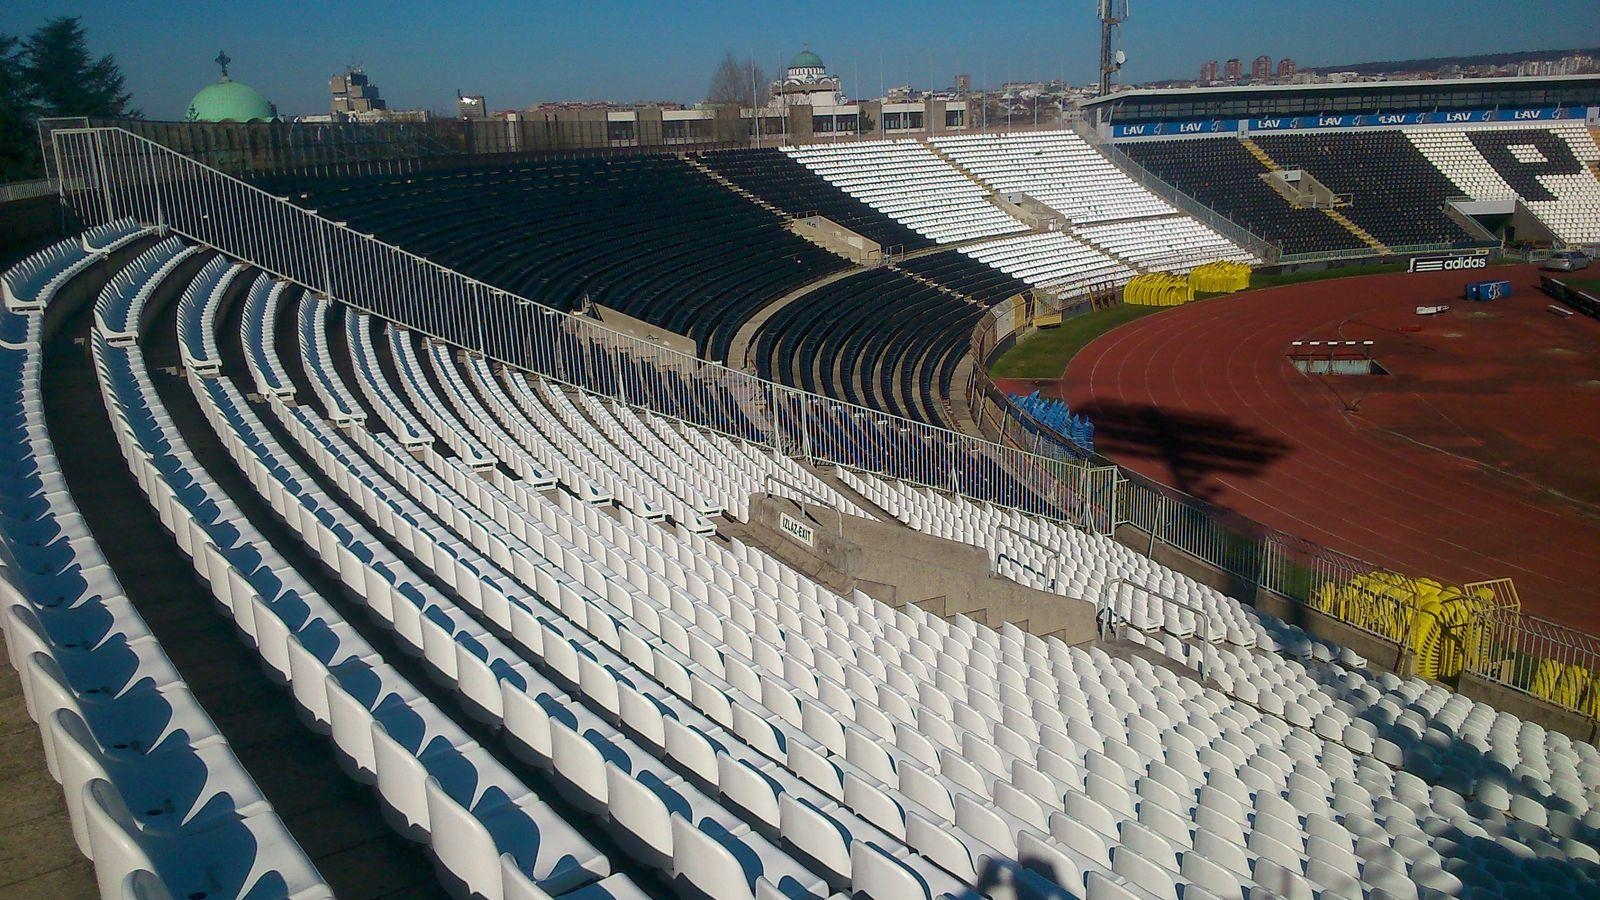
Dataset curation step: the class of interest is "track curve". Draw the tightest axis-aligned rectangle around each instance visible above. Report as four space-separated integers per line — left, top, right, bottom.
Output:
1062 265 1600 630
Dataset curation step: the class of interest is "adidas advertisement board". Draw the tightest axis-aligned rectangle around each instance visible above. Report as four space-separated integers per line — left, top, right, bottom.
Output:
1409 252 1490 274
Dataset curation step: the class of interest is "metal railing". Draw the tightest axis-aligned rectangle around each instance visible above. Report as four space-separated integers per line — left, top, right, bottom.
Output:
1098 576 1224 647
53 125 1600 723
1468 611 1600 717
991 523 1065 593
51 124 1088 525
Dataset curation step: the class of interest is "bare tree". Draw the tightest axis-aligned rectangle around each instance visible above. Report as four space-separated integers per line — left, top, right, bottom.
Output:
706 53 767 109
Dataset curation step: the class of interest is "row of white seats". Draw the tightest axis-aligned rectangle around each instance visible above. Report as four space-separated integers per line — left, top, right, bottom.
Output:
242 273 295 399
1073 218 1257 274
784 140 1028 244
421 339 559 489
456 353 613 504
959 232 1137 295
297 292 365 426
387 325 497 469
617 398 870 524
346 310 431 449
0 236 326 900
93 236 194 344
838 470 1600 896
174 255 239 378
3 218 151 313
931 132 1178 225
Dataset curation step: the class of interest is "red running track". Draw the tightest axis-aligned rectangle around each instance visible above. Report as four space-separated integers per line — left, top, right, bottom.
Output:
1050 266 1600 631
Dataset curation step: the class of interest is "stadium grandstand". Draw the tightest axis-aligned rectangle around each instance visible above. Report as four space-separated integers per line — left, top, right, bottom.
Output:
4 52 1600 900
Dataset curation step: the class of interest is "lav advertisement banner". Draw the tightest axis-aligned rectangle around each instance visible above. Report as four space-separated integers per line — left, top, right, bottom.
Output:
1110 119 1240 138
1250 107 1575 130
1112 107 1576 139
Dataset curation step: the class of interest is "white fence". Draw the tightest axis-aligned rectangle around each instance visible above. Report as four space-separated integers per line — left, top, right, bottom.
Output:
52 125 1091 523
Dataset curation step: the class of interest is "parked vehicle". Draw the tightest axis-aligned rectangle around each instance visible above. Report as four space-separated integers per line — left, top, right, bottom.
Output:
1541 249 1592 272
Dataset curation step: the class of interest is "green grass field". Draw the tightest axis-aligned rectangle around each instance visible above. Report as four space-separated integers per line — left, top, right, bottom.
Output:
1243 261 1409 290
989 304 1160 379
989 258 1528 379
1565 277 1600 296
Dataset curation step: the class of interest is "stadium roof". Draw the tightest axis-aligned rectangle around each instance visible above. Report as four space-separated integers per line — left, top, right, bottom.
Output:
1083 74 1600 122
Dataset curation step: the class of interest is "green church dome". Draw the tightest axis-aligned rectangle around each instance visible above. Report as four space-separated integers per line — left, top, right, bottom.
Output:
790 49 825 70
185 54 276 124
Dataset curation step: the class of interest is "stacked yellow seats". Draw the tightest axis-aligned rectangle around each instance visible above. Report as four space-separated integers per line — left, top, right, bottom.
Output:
1314 573 1496 679
1124 273 1193 306
1189 261 1251 294
1530 661 1600 718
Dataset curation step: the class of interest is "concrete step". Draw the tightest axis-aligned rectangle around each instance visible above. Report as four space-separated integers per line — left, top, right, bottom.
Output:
1239 137 1279 171
731 494 1098 645
682 154 789 219
1322 207 1389 254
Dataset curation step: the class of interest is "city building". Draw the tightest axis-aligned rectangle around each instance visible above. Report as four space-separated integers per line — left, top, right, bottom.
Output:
770 47 843 110
1252 55 1273 80
955 73 971 95
1277 58 1297 79
1200 60 1220 84
330 68 387 117
1224 58 1243 82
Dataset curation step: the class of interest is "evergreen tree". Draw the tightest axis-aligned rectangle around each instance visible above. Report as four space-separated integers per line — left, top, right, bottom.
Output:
0 33 35 180
0 17 134 180
23 16 132 119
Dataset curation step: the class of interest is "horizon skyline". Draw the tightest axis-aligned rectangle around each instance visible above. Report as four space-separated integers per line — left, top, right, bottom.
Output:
2 2 1597 120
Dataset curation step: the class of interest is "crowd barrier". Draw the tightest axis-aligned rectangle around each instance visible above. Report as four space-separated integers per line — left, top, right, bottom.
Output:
53 124 1600 724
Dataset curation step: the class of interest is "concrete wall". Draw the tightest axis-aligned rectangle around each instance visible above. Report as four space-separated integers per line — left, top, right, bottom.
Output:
746 495 1096 644
790 215 880 264
590 303 696 357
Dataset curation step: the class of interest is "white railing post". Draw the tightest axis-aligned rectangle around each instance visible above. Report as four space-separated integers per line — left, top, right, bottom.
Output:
91 129 113 224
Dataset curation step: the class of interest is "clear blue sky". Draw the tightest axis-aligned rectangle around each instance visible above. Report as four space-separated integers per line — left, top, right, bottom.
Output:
3 1 1597 119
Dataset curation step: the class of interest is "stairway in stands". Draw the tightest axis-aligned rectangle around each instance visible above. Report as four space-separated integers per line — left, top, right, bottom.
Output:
918 138 1038 232
1238 137 1277 171
1241 137 1389 255
682 155 790 219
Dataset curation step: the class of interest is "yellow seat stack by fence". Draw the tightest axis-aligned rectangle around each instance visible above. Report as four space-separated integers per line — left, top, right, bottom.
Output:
1189 261 1251 294
1529 661 1600 717
1124 272 1194 307
1314 573 1497 680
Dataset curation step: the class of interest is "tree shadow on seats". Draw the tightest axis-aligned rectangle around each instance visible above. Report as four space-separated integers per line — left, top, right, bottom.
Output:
1076 400 1293 505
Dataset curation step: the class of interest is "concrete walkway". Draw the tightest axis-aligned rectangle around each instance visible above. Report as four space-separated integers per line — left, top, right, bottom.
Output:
0 633 97 899
726 264 869 373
